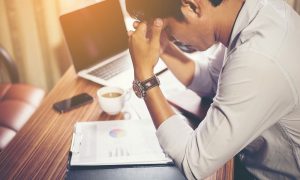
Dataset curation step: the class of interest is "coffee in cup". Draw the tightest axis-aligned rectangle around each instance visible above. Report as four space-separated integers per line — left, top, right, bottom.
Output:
102 92 122 98
97 86 130 115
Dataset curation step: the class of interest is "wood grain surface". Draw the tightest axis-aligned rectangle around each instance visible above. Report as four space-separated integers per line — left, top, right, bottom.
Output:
0 66 233 180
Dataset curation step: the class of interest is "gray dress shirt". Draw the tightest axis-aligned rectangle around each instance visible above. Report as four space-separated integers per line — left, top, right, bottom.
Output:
156 0 300 179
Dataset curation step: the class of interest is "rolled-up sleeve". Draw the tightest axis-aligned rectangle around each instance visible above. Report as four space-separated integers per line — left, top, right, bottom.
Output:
188 44 226 98
156 51 295 179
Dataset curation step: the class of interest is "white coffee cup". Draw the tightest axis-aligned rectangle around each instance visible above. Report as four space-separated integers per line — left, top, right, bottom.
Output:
97 86 130 115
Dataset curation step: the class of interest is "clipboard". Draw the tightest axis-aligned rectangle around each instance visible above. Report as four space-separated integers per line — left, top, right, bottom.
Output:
65 158 186 180
65 120 186 180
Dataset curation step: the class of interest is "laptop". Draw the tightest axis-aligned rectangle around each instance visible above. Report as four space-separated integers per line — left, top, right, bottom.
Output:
60 0 134 89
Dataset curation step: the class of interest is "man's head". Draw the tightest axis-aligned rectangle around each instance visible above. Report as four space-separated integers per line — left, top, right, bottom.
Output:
126 0 243 51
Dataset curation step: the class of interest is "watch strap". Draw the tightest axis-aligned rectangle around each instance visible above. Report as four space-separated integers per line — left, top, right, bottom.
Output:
141 75 160 92
133 75 160 98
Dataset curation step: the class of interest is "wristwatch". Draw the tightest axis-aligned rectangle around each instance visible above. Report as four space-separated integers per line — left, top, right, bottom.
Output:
132 75 160 98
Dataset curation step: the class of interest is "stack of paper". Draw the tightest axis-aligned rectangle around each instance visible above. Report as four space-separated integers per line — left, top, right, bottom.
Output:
70 120 172 166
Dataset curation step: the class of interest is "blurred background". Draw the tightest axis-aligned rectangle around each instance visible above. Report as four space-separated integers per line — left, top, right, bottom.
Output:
0 0 299 93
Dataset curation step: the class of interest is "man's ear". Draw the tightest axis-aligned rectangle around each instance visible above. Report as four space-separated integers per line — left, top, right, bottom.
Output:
181 0 201 17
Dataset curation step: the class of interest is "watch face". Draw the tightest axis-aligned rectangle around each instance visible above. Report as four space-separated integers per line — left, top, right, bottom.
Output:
132 81 144 98
132 76 159 98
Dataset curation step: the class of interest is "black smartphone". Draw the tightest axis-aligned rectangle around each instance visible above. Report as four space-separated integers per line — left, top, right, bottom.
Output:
53 93 93 113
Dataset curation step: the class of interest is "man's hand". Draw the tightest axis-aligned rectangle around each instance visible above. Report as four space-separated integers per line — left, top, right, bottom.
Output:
132 20 171 56
128 19 164 81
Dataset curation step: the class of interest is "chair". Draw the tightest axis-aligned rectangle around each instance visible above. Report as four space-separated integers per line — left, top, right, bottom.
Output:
0 46 45 150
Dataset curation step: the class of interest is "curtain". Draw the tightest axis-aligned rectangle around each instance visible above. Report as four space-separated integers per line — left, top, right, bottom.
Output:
0 0 73 92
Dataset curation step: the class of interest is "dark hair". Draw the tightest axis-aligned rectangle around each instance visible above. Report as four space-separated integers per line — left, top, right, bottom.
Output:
126 0 223 22
126 0 184 21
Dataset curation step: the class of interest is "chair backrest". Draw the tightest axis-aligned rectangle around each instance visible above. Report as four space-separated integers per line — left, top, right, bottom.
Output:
0 46 19 83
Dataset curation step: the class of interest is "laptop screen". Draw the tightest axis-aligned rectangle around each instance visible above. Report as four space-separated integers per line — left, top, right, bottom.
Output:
60 0 128 72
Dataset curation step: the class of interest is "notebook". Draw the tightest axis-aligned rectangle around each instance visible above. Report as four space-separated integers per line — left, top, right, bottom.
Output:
60 0 133 88
70 120 173 166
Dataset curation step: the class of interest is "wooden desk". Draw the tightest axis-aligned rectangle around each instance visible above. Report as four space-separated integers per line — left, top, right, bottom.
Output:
0 66 234 179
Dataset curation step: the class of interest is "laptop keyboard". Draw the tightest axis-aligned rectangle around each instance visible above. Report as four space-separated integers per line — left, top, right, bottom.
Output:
88 60 131 80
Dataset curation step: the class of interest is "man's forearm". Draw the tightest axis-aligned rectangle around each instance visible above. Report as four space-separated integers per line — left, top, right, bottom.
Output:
144 86 176 128
160 44 196 86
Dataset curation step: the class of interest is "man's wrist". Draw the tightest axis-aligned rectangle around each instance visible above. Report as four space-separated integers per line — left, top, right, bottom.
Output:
134 70 154 82
132 74 160 98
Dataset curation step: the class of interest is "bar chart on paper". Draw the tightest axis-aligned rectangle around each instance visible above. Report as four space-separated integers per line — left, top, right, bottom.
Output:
70 120 173 166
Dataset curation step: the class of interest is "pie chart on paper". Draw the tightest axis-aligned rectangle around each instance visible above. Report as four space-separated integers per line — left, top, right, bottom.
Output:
109 128 127 138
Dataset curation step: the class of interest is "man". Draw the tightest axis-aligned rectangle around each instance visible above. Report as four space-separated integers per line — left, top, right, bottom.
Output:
126 0 300 179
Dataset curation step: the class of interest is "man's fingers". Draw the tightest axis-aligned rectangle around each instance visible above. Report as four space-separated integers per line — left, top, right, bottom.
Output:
150 18 163 45
135 22 147 37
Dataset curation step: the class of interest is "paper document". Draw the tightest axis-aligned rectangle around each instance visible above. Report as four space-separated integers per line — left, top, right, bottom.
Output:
70 120 173 166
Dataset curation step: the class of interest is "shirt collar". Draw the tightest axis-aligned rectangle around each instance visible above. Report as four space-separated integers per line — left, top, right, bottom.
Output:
228 0 265 51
